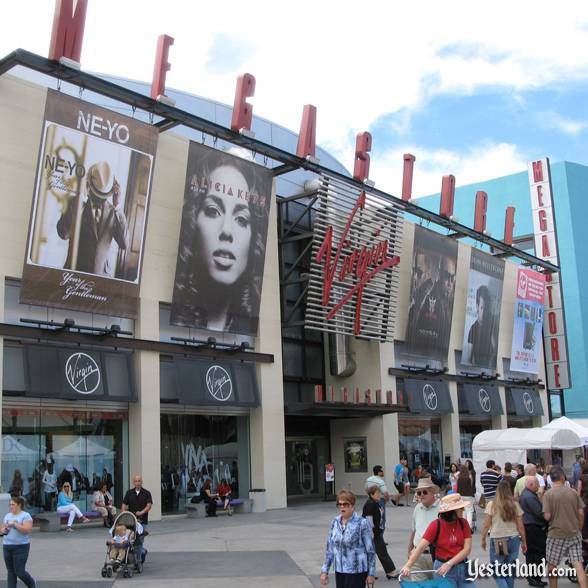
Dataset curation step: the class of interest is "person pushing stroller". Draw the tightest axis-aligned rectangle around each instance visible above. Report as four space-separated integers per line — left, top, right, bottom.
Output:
101 511 144 579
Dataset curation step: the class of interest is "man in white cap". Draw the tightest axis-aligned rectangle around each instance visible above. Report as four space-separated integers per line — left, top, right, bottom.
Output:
407 477 440 580
57 161 128 276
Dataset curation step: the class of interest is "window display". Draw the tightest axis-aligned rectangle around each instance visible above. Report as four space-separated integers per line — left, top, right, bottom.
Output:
2 409 127 514
160 414 250 514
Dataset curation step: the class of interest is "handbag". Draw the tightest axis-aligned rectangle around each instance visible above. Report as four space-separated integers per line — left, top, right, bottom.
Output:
492 538 510 556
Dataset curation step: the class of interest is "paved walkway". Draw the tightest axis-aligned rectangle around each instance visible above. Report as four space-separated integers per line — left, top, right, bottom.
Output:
0 501 579 587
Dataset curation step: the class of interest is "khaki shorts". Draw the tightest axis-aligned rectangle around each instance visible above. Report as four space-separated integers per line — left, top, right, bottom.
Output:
409 551 434 581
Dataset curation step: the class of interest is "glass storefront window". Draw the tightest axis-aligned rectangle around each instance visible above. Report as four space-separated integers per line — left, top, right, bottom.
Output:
160 414 250 514
399 418 443 482
2 409 127 514
459 422 490 459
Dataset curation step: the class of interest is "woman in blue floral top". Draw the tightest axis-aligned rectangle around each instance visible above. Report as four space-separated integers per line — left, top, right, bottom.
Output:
321 490 376 587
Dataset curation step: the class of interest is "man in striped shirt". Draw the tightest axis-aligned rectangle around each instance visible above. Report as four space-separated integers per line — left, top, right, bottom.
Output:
480 459 502 500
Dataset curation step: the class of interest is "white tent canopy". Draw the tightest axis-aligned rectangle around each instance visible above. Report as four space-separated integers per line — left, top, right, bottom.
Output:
542 416 588 446
473 427 582 451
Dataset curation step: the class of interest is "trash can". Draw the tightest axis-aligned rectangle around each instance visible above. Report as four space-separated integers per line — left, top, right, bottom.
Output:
249 488 266 513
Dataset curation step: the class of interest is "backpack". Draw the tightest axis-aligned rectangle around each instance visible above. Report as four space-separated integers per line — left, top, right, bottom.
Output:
429 518 465 562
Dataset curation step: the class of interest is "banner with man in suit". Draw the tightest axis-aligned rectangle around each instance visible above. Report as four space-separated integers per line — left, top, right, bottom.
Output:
21 90 158 317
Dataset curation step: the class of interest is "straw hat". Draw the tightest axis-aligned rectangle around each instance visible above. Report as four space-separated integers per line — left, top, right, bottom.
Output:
416 477 440 494
438 493 468 513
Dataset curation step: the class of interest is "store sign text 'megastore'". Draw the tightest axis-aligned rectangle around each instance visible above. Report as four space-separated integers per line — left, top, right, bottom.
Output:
315 191 400 336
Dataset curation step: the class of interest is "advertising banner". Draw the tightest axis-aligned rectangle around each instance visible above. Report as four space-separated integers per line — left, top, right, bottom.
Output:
510 268 546 374
21 90 158 317
405 225 458 362
460 250 505 369
171 142 273 336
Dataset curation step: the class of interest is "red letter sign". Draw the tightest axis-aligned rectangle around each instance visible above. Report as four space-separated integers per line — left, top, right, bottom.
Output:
231 73 255 133
439 175 455 218
296 104 317 159
353 132 372 182
504 206 515 245
151 35 174 100
48 0 88 63
474 191 487 233
402 153 416 201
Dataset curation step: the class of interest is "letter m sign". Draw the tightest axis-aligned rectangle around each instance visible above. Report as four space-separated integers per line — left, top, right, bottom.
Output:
532 160 544 183
48 0 88 63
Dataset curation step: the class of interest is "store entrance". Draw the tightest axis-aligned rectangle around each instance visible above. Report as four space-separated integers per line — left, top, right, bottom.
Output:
285 437 329 497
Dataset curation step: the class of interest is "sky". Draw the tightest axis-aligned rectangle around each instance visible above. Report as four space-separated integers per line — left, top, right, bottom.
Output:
2 1 588 198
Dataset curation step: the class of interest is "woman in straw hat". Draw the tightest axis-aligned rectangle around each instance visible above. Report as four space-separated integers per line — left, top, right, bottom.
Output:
480 479 526 588
401 493 476 588
321 490 376 587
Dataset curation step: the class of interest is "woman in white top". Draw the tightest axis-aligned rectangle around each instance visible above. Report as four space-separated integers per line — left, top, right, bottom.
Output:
481 480 527 588
92 482 117 527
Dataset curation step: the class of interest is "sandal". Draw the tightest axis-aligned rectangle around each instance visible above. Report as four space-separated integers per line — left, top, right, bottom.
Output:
81 517 90 523
65 526 73 532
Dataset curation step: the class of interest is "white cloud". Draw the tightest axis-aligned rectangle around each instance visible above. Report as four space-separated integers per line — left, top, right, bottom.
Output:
2 0 588 182
368 142 528 199
535 111 588 136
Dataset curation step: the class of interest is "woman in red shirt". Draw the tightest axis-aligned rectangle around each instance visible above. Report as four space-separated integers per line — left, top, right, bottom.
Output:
401 493 474 588
217 479 232 515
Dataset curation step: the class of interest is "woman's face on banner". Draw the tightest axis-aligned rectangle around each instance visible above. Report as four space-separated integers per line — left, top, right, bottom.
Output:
196 164 252 286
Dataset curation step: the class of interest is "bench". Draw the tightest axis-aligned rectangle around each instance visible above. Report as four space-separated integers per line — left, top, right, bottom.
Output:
186 498 252 519
34 510 102 532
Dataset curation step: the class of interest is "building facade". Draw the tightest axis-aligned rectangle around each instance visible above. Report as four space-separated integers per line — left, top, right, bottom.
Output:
0 71 551 517
417 162 587 421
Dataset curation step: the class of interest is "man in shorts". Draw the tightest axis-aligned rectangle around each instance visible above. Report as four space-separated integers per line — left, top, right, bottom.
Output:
543 465 587 588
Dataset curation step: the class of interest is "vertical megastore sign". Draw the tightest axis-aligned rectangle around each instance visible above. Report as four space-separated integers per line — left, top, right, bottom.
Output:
528 158 571 390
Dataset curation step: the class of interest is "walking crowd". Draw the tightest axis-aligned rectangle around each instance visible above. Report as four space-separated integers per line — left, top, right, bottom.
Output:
321 457 588 588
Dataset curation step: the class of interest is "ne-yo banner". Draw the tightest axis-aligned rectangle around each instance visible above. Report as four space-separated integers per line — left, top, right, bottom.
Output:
510 268 546 373
171 142 273 336
460 250 505 369
405 225 458 362
21 90 158 317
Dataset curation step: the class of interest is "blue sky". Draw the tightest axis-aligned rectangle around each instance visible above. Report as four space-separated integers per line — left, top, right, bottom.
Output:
2 1 588 197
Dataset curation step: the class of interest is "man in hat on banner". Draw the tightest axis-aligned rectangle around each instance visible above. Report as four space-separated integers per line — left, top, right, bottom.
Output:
407 477 440 580
57 161 128 277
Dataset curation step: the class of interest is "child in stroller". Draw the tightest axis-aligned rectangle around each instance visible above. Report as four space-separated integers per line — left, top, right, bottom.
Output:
101 511 144 579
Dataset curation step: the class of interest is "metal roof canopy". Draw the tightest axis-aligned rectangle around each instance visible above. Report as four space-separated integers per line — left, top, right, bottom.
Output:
0 48 558 274
285 401 408 418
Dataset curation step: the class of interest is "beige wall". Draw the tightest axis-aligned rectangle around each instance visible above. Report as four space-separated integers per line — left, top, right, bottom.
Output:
0 75 287 514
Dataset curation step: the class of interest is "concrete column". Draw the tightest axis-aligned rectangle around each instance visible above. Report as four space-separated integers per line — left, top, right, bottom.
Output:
442 382 461 462
493 387 508 429
0 277 5 488
128 297 161 520
249 193 287 510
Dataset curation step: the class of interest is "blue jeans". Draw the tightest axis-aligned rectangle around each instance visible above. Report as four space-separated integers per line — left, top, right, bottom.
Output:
489 536 520 588
434 559 476 588
3 543 35 588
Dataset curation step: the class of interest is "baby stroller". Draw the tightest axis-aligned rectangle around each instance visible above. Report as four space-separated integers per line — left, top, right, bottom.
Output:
101 511 144 579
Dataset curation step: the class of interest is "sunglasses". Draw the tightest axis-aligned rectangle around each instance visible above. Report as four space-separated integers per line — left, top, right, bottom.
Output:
416 490 430 496
337 502 351 508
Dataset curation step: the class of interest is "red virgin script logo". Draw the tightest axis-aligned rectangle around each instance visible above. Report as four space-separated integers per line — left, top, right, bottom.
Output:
315 191 400 335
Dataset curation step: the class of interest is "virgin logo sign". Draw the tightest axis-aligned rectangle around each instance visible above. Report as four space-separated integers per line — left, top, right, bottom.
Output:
205 366 233 402
65 352 100 395
314 191 400 335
